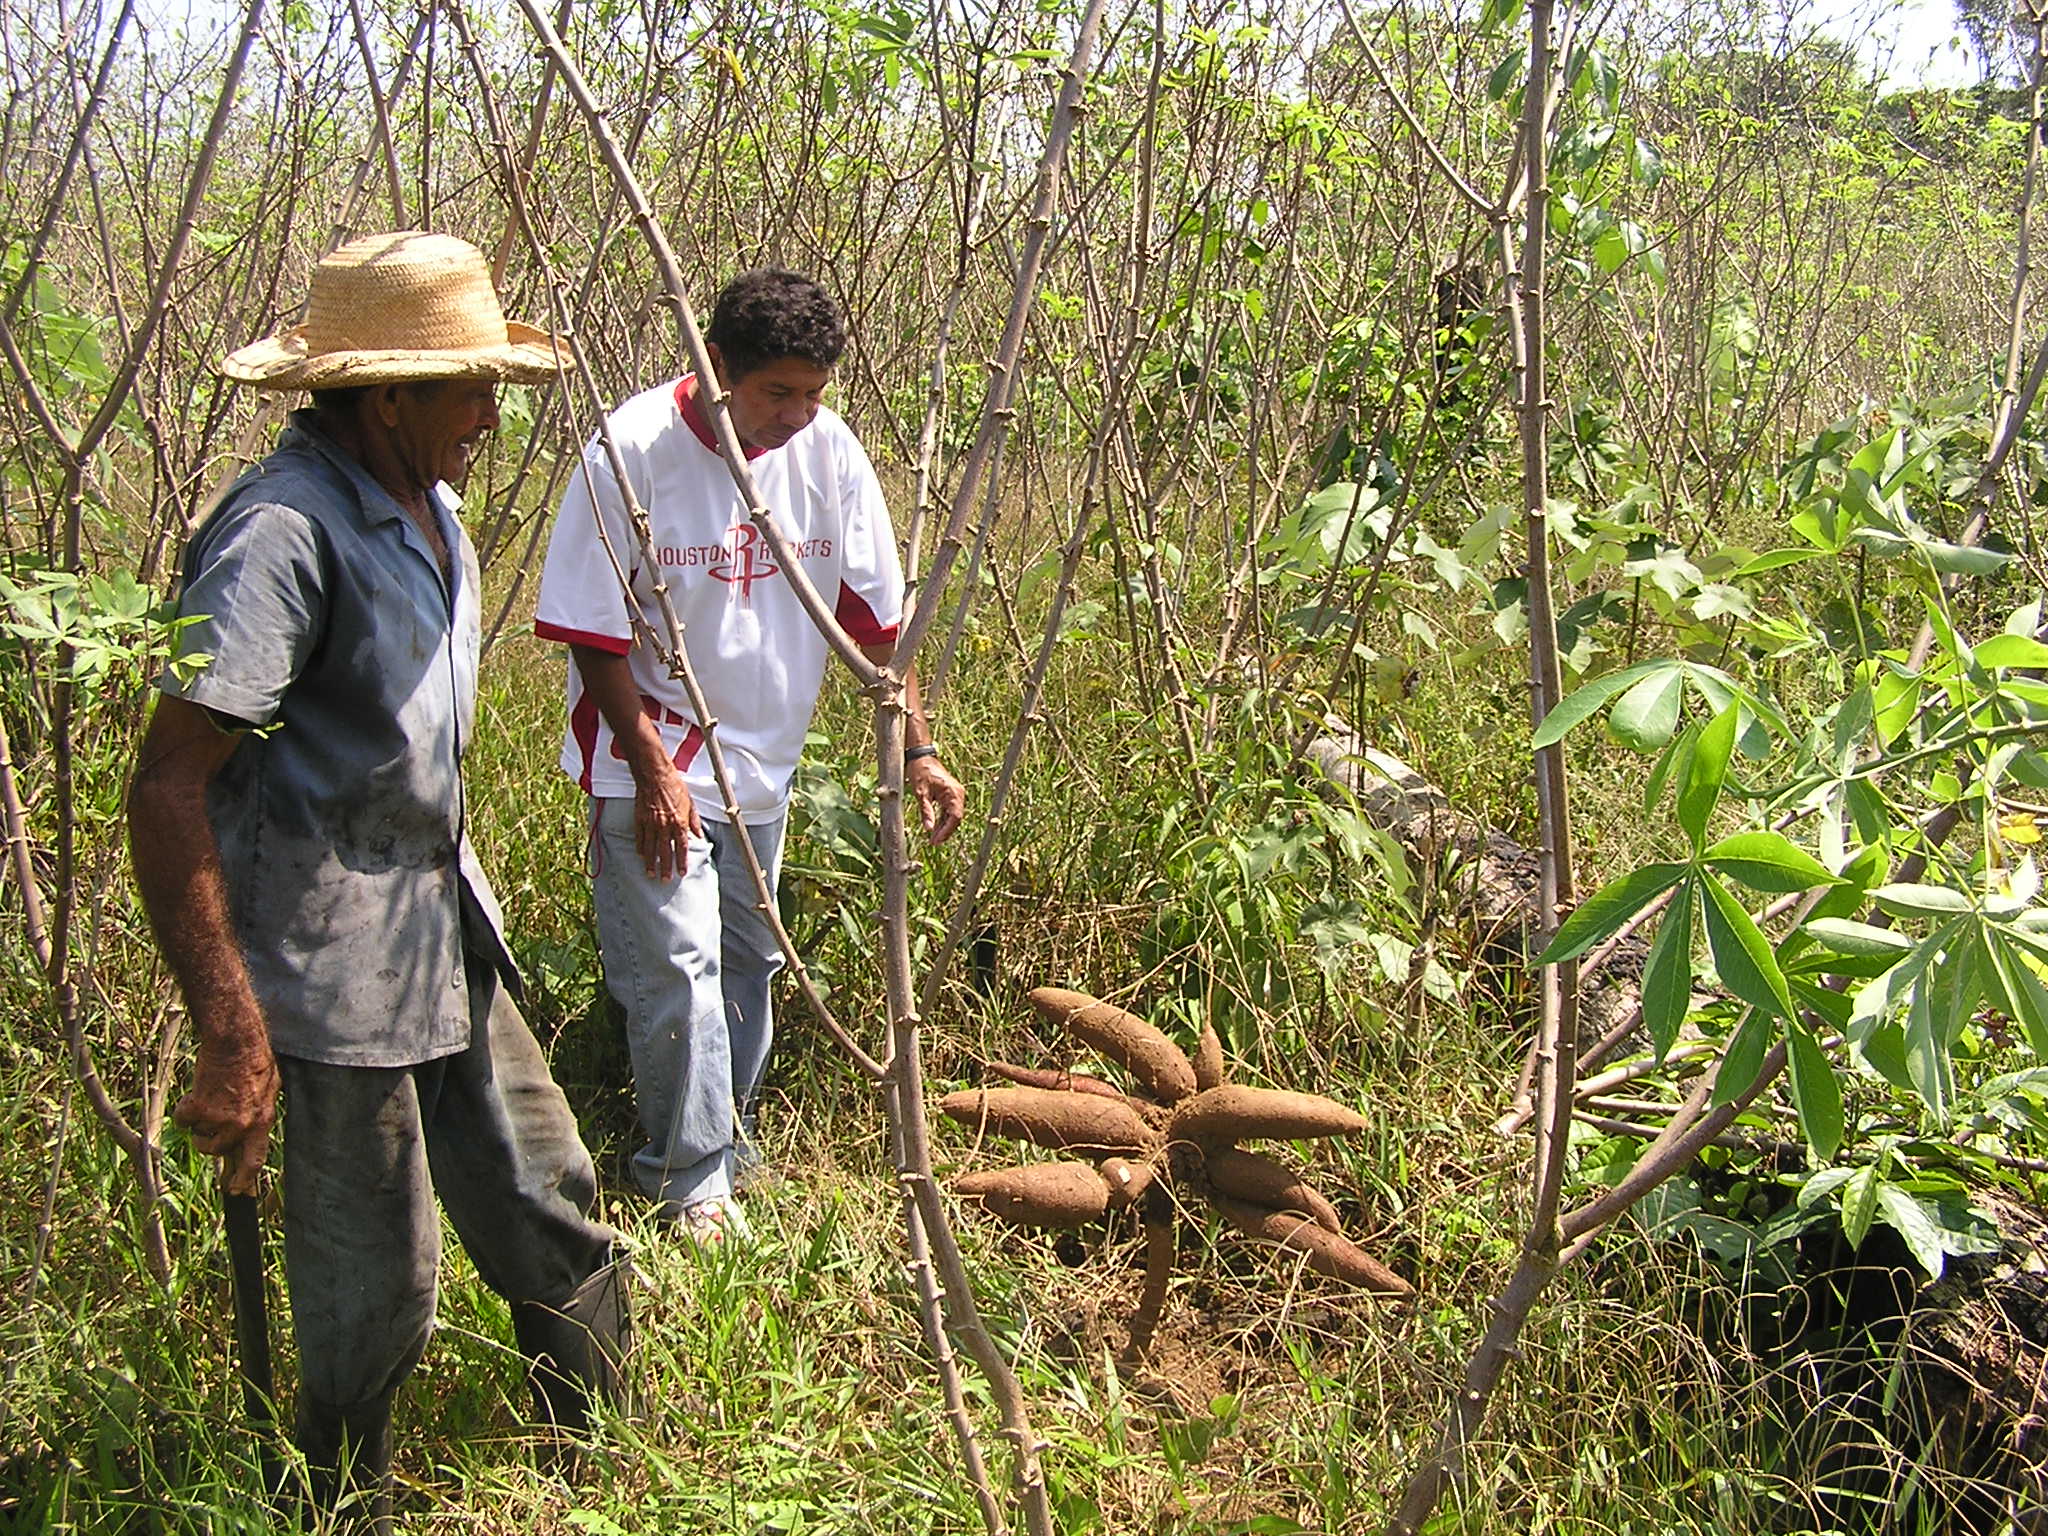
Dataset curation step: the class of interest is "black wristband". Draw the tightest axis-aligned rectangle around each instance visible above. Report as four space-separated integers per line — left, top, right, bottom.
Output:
904 743 940 763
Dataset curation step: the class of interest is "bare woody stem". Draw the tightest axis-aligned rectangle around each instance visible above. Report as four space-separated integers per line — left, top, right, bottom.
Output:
1389 0 1571 1525
890 0 1109 668
345 0 409 225
324 7 432 257
504 6 1082 1531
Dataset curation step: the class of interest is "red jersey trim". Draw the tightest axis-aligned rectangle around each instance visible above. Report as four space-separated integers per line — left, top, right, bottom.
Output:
536 619 631 655
676 374 768 462
836 581 900 647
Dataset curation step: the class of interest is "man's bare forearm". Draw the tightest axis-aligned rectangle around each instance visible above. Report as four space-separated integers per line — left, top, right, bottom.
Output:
129 695 279 1189
860 641 934 750
570 644 672 785
128 701 267 1057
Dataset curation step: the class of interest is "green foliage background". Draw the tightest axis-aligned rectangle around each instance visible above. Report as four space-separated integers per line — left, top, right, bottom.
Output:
4 0 2048 1530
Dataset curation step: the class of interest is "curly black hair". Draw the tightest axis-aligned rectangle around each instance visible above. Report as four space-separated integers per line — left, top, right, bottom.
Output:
707 268 846 380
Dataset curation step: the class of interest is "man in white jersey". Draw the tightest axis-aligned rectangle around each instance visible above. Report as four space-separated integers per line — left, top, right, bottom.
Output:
535 269 965 1243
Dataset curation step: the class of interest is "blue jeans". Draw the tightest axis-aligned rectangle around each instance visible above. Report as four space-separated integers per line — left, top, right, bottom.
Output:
591 800 787 1206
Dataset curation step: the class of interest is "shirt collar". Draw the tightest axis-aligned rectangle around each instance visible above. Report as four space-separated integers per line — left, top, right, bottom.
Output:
279 408 461 525
674 373 768 461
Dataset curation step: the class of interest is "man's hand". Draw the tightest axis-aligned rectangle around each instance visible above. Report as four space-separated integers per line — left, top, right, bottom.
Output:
635 757 703 879
909 755 967 845
174 1029 280 1195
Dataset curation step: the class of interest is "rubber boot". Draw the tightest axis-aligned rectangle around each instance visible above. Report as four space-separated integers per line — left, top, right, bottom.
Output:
510 1256 632 1440
295 1388 395 1535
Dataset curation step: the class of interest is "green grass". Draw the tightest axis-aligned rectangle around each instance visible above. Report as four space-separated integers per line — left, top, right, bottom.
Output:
0 490 2029 1536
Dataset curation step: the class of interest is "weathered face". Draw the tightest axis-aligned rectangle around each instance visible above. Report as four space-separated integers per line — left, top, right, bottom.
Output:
712 352 832 453
389 379 501 488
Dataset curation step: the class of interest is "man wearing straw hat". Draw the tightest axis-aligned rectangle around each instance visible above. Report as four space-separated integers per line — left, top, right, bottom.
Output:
127 231 626 1526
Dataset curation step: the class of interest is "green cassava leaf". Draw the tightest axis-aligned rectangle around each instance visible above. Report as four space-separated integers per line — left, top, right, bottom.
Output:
1873 668 1921 747
1536 862 1689 966
1677 705 1738 850
1985 929 2048 1055
1641 879 1696 1063
1702 876 1795 1019
1702 831 1841 894
1533 660 1672 748
1786 1022 1844 1160
1714 1008 1774 1107
1609 666 1685 751
1733 549 1821 576
1905 984 1953 1122
1873 883 1974 920
1873 1182 1950 1278
1642 718 1699 816
1802 918 1916 958
1974 632 2048 670
1840 1165 1879 1249
1810 840 1890 921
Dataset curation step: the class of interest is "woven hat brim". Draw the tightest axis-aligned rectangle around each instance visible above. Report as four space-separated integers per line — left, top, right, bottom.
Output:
219 320 567 389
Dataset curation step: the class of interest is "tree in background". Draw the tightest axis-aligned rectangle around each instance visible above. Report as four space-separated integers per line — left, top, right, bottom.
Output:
1957 0 2029 81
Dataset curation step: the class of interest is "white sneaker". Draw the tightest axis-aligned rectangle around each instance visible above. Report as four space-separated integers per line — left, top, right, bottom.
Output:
678 1197 752 1247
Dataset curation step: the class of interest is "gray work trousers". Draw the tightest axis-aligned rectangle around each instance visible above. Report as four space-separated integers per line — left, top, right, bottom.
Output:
277 951 618 1414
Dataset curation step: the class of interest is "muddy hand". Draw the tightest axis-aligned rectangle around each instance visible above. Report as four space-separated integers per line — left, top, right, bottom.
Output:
174 1038 279 1196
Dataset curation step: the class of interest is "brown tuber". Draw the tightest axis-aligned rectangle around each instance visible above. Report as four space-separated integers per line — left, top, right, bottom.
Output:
980 1058 1131 1102
1027 986 1198 1104
1097 1155 1157 1208
1193 1020 1226 1091
1168 1084 1368 1145
953 1162 1112 1228
1213 1196 1412 1296
1202 1146 1342 1233
940 1086 1156 1157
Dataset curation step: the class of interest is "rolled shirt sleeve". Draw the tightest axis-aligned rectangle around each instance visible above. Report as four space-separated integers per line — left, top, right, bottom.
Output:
534 445 638 655
162 500 325 725
831 431 904 646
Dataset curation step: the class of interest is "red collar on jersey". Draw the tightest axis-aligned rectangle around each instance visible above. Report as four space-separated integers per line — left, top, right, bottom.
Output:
675 373 770 461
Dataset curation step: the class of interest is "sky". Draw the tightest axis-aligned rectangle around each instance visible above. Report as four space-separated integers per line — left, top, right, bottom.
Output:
1819 0 1998 86
131 0 2011 91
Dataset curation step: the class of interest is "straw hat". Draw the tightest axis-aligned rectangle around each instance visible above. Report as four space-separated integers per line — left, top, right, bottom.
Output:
219 230 565 390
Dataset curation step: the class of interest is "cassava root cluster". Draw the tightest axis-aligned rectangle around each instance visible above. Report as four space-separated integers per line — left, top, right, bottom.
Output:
942 987 1413 1305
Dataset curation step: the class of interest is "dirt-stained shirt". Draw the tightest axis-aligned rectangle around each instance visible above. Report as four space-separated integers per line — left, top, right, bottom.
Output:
159 411 516 1068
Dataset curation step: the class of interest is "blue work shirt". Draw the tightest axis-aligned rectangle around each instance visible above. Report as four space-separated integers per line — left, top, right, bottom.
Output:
161 410 517 1068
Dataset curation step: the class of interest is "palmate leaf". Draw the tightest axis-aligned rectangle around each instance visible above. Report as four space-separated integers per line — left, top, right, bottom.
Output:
1703 831 1840 894
1641 879 1696 1064
1701 876 1794 1020
1714 1008 1775 1107
1533 659 1673 748
1609 666 1685 750
1786 1022 1844 1161
1677 706 1738 850
1535 861 1689 966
